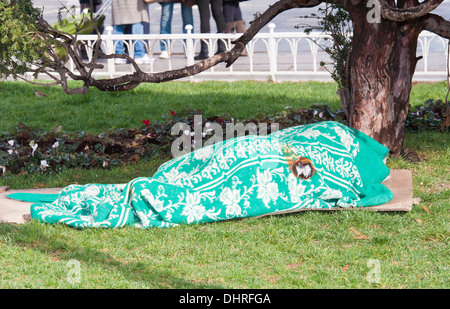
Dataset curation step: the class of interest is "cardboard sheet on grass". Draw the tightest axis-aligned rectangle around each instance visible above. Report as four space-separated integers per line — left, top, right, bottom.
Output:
0 169 414 225
0 122 416 227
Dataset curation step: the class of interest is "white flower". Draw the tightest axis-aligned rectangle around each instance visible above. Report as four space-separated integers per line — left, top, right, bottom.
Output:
256 169 279 207
52 141 59 149
194 145 213 161
319 188 343 200
7 150 13 155
140 189 164 212
334 126 359 156
40 160 49 170
186 191 201 207
256 168 272 186
31 143 38 157
219 187 242 217
85 185 101 196
0 165 5 174
163 167 188 185
235 143 247 158
288 175 306 203
7 140 14 147
181 191 206 224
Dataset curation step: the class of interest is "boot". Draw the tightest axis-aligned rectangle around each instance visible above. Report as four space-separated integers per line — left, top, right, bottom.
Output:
194 40 209 60
235 20 248 56
215 39 227 55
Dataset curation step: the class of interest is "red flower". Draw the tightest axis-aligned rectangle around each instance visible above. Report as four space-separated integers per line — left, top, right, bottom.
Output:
170 110 176 116
142 119 150 126
218 118 223 124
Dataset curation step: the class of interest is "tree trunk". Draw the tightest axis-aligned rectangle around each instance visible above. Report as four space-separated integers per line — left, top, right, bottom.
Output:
345 1 422 156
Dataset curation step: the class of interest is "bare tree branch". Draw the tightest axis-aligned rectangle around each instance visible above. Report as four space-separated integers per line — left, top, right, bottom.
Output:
39 0 325 93
422 13 450 39
379 0 443 22
225 0 324 67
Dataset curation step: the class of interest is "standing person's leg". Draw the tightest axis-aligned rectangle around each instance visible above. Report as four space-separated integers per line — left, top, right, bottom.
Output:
233 2 247 56
210 0 226 33
181 3 194 57
132 22 151 63
210 0 226 54
197 0 211 34
144 4 151 34
181 3 194 34
79 1 104 59
159 2 174 58
222 1 236 33
113 24 126 55
113 24 128 64
233 2 243 22
194 0 211 60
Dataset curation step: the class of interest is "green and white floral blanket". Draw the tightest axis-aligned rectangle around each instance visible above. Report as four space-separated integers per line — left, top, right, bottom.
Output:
8 122 394 228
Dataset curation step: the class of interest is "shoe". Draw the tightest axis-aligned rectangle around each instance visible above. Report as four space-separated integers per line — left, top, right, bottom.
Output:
114 58 128 64
159 51 170 59
135 54 154 64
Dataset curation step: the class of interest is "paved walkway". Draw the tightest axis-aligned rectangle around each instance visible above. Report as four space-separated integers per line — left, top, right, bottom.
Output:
33 0 450 33
29 0 449 82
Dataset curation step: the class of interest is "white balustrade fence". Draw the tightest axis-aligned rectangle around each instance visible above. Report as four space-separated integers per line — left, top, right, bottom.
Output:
39 24 450 82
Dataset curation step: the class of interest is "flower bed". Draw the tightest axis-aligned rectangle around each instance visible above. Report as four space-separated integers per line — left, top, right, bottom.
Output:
0 101 447 176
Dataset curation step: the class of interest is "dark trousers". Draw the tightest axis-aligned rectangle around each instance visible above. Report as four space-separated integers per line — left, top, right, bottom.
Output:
196 0 226 33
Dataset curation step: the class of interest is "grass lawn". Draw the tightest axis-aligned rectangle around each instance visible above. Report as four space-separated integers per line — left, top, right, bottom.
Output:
0 80 448 289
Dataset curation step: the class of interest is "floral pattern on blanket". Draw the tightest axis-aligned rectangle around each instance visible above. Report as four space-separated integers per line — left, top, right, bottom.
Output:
29 122 394 228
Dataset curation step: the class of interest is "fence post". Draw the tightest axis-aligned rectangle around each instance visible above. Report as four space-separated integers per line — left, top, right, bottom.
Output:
268 23 277 82
309 38 319 73
185 25 195 82
447 41 450 86
105 26 115 78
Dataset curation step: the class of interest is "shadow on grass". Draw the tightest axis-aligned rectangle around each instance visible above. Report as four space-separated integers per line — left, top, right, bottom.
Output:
0 223 226 288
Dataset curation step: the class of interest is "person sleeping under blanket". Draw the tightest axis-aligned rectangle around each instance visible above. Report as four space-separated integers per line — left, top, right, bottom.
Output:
7 121 394 229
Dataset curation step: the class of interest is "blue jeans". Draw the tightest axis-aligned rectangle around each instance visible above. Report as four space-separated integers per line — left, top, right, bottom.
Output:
160 3 193 52
113 22 146 58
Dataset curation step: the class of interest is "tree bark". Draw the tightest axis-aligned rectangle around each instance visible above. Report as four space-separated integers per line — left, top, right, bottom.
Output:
345 1 423 156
